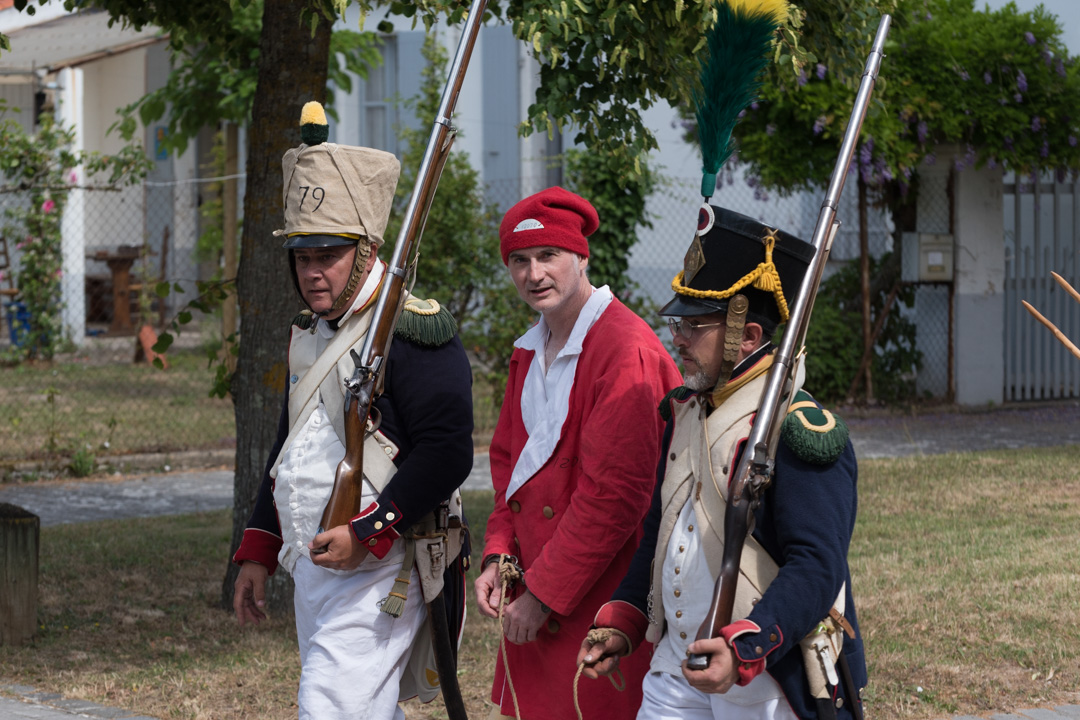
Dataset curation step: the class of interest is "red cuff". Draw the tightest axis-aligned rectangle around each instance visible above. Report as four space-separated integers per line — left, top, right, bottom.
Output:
233 528 282 575
721 619 767 686
594 601 650 653
349 502 402 560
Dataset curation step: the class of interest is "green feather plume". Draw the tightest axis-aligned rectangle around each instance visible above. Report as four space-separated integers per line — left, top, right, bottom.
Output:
693 1 786 198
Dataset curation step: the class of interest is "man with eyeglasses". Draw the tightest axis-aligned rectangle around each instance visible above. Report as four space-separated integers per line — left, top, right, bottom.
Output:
577 203 868 720
474 186 682 720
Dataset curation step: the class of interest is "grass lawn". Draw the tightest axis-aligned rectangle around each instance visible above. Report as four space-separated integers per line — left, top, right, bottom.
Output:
2 448 1080 719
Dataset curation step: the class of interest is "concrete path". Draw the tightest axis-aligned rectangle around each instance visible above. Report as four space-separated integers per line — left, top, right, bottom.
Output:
2 400 1079 718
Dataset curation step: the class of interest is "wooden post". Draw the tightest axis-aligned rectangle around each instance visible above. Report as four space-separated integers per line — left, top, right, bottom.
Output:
0 503 39 645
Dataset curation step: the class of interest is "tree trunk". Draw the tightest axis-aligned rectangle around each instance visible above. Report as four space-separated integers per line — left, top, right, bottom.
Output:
0 503 39 646
858 168 873 404
221 0 332 613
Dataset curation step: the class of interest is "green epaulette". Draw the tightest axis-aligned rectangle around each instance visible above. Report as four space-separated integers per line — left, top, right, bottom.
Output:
658 386 696 422
293 309 316 330
394 297 458 347
780 390 849 465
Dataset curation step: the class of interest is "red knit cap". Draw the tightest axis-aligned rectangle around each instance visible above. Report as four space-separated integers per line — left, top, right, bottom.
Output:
499 186 599 264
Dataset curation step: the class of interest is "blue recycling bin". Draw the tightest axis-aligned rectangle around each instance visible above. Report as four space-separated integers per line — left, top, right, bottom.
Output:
5 301 31 347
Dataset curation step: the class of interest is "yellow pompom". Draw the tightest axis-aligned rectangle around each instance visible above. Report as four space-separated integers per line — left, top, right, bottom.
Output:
300 101 327 127
724 0 788 24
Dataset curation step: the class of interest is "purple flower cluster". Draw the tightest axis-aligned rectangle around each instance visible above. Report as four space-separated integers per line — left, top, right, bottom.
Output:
816 63 827 80
1017 70 1028 93
813 116 826 136
1031 116 1041 132
917 121 928 144
984 71 993 85
797 69 807 87
1070 135 1078 147
1025 31 1036 45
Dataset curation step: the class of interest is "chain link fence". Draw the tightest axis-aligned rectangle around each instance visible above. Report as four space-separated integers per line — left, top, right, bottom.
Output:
0 177 236 468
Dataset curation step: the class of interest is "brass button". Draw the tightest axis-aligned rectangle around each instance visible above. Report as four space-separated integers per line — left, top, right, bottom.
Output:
385 512 395 521
547 619 560 634
384 446 394 456
754 646 764 655
690 399 696 408
670 452 677 461
542 506 555 519
509 500 521 513
752 598 760 605
769 633 777 642
374 521 383 530
675 610 683 618
687 525 694 532
674 567 681 575
679 545 685 553
368 539 378 547
680 632 687 639
674 589 681 598
722 466 729 475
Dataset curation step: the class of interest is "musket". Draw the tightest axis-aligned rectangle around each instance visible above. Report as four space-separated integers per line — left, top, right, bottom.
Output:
318 0 488 535
685 15 891 685
315 2 488 717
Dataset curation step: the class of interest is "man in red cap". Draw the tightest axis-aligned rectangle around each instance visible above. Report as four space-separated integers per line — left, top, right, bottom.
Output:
475 186 682 719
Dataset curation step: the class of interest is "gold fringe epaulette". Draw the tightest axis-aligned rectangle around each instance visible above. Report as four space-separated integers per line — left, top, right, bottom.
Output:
394 298 458 347
781 390 849 465
659 386 697 422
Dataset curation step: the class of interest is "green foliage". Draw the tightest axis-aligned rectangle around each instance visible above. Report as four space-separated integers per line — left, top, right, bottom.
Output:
802 254 921 403
562 148 655 315
0 111 150 362
107 0 381 156
734 0 1080 200
68 445 97 477
385 31 533 403
395 0 882 166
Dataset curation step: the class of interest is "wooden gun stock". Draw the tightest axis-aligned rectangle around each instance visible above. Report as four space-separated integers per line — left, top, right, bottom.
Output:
317 378 376 535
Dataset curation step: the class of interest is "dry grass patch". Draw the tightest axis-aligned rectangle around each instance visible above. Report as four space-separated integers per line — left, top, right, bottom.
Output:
853 445 1080 718
3 451 1080 719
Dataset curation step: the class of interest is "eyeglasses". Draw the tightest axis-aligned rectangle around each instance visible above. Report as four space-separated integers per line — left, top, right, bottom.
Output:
667 317 724 340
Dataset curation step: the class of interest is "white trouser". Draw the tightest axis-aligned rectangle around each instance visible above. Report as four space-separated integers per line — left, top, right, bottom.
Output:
637 671 800 720
293 553 427 720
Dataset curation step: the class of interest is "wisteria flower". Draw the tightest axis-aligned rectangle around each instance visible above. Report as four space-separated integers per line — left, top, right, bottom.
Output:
924 153 936 166
987 158 998 170
954 156 966 171
766 124 776 136
959 69 970 81
1041 140 1049 158
41 199 55 214
1025 31 1036 45
1004 136 1014 151
1014 93 1023 103
1070 135 1078 147
750 102 759 111
797 69 808 87
816 63 827 80
917 121 928 144
813 116 826 135
984 71 993 84
1031 116 1041 132
1058 59 1067 77
1017 70 1028 93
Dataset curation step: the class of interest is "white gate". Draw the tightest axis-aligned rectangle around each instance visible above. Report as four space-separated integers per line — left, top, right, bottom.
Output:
1003 175 1080 400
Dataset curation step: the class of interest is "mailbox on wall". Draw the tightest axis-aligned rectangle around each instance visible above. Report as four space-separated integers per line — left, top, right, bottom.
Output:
901 232 954 283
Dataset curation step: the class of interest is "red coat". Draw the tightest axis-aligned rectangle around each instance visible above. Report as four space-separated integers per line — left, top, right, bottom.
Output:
483 298 682 720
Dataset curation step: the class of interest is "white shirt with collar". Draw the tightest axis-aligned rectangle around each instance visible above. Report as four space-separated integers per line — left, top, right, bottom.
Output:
505 284 614 500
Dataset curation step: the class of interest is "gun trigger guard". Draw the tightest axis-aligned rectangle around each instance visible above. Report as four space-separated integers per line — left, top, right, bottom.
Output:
366 407 383 437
